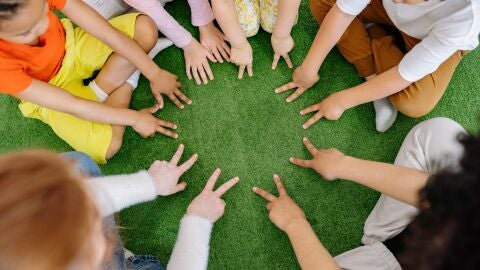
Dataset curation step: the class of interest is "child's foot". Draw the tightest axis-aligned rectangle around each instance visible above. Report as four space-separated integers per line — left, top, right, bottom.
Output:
374 98 397 132
126 38 174 89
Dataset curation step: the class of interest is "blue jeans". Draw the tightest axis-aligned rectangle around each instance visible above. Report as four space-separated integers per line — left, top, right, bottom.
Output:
63 152 164 270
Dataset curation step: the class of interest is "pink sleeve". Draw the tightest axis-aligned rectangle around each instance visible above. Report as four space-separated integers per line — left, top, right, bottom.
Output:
123 0 192 48
187 0 214 26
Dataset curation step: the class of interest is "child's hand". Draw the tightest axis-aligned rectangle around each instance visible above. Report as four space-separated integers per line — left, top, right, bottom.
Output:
132 104 179 139
253 174 306 232
199 22 231 63
230 42 253 79
148 144 198 196
274 65 319 102
289 138 347 180
271 34 294 70
184 38 215 85
187 168 239 222
300 93 347 129
150 69 191 109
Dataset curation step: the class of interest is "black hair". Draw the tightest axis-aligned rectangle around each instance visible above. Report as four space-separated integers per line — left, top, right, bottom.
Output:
0 0 28 23
400 133 480 269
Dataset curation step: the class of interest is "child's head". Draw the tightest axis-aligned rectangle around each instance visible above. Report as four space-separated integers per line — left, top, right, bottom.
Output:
0 150 107 270
400 134 480 269
0 0 49 44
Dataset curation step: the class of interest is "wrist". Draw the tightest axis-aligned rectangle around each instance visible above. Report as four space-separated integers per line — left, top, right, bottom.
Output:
284 217 309 235
334 90 356 111
337 156 356 181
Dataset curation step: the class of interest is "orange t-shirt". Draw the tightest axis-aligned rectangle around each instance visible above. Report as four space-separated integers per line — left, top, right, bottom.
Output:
0 0 67 94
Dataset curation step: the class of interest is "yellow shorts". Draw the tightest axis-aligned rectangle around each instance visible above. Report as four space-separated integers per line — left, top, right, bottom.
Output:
18 13 140 164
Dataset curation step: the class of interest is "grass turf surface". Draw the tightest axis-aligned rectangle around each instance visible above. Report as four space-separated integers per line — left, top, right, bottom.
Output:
1 1 480 269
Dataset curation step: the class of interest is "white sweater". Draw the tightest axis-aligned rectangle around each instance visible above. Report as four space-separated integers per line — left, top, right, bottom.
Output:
86 172 212 270
337 0 480 82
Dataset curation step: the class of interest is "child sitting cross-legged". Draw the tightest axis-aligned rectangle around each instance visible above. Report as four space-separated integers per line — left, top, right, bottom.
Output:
0 0 190 163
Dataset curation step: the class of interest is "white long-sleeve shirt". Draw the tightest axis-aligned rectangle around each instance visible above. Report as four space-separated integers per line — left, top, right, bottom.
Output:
86 172 212 270
336 0 480 82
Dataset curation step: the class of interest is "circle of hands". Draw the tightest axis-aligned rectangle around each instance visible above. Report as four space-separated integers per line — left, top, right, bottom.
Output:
140 26 348 227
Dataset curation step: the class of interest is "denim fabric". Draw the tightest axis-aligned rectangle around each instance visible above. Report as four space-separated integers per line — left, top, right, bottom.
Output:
61 151 164 270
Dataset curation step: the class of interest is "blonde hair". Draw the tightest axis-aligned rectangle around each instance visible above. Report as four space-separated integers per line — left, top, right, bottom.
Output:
0 150 100 270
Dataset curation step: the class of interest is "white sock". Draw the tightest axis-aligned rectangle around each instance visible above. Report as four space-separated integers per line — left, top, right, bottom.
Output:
374 98 398 132
126 38 174 89
89 80 109 103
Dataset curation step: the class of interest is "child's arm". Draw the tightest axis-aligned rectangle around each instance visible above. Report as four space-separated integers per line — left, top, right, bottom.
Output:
290 138 429 207
253 175 340 270
212 0 253 79
275 4 355 101
188 0 231 63
60 0 187 108
270 0 301 70
123 0 216 85
14 80 178 139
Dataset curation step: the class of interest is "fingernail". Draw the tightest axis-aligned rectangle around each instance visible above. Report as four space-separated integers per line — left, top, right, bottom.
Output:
181 105 185 109
303 125 307 129
252 187 257 191
175 134 179 139
273 174 279 178
303 137 307 141
274 89 278 93
188 100 192 105
300 111 304 115
174 125 177 129
289 158 294 162
180 144 184 147
286 99 291 103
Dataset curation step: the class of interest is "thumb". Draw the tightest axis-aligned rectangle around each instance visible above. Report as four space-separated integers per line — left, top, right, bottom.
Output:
174 182 187 193
154 92 164 109
147 103 161 114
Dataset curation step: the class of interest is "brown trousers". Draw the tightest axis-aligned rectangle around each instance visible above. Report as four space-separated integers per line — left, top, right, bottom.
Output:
309 0 467 118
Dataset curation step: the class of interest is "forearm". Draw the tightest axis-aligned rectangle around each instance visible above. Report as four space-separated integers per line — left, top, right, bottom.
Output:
212 0 248 47
167 215 213 270
15 81 140 127
272 0 301 38
86 171 157 216
339 66 412 109
302 4 354 74
188 0 215 26
340 156 429 207
123 0 193 48
286 218 340 270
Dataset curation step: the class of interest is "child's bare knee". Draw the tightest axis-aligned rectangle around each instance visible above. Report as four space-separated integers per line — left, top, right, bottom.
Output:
134 15 158 52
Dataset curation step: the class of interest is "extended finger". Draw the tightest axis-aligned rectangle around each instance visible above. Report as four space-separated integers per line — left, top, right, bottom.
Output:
204 168 221 192
288 157 312 168
175 89 192 105
303 112 323 129
156 126 179 139
274 82 297 94
198 65 209 84
153 92 164 109
203 62 214 81
303 137 318 155
186 65 192 80
238 65 245 79
286 87 306 103
212 47 223 63
247 64 253 77
178 153 199 173
169 93 184 109
206 50 217 63
192 66 201 85
214 176 240 197
283 54 293 68
173 181 187 193
157 119 177 129
147 103 161 114
252 186 276 202
170 144 185 165
272 54 280 70
273 174 287 196
300 103 321 115
218 44 230 62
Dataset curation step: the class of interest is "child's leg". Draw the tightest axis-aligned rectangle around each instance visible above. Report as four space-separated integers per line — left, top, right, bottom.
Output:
259 0 277 33
82 0 130 19
235 0 261 38
335 117 466 270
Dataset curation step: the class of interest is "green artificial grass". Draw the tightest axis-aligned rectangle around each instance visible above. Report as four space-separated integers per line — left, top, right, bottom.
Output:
1 1 480 269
